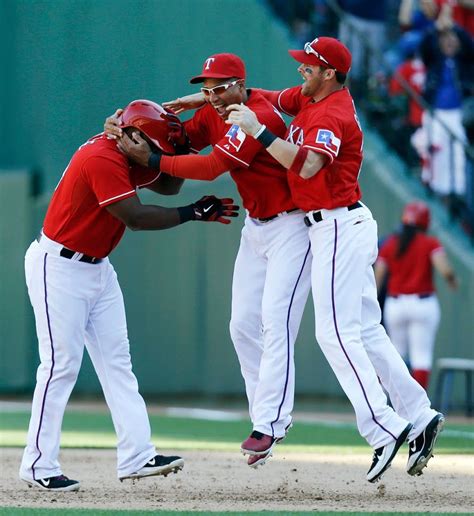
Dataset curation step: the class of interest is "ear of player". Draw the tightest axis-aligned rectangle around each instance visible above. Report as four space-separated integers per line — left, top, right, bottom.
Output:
192 195 240 224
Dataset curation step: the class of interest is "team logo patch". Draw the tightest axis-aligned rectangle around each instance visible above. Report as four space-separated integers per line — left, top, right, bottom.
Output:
225 124 246 151
316 129 341 156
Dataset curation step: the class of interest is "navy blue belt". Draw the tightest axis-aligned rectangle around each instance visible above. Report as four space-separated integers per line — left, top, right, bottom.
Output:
304 201 362 227
37 234 102 264
389 293 433 299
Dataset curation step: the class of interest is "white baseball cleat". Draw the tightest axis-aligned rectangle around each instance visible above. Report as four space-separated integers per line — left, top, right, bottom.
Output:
406 413 445 476
21 474 80 492
366 423 413 483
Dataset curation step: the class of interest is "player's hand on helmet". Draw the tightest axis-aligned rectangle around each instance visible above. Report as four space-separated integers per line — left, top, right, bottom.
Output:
117 131 155 168
164 111 190 155
192 195 240 224
104 109 123 140
162 93 206 115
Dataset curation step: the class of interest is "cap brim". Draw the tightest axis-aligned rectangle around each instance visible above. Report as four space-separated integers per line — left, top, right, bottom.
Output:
288 49 324 67
189 72 239 84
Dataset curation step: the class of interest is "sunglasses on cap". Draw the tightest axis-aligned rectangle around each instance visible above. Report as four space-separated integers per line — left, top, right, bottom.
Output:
304 41 335 69
200 79 242 97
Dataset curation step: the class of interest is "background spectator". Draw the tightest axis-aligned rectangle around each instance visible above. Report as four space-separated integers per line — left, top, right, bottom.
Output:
375 201 458 390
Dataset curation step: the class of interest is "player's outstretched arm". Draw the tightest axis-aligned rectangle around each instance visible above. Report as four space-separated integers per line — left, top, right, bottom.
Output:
106 194 239 231
163 93 206 114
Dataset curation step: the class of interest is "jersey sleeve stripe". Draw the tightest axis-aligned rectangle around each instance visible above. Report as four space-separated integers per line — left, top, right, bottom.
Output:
215 145 250 167
136 172 162 189
98 190 136 206
303 145 335 164
277 88 294 116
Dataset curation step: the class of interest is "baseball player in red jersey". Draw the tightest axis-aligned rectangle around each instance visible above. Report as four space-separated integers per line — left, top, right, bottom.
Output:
375 201 458 389
226 37 444 483
20 99 238 491
104 54 312 468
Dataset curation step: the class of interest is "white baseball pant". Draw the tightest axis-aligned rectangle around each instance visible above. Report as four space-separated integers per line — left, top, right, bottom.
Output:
230 211 312 438
307 204 438 448
20 235 156 481
384 294 441 371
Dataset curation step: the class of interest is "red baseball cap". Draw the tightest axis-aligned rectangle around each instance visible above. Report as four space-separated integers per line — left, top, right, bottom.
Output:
190 53 246 84
289 37 352 74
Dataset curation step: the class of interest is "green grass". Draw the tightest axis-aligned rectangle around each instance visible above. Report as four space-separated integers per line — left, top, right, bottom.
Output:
0 410 472 454
2 511 474 516
1 409 472 515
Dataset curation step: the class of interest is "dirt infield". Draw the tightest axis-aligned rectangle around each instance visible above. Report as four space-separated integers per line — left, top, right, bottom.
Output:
1 448 472 513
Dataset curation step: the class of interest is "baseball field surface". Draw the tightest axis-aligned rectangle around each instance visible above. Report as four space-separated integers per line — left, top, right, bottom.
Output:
0 401 472 514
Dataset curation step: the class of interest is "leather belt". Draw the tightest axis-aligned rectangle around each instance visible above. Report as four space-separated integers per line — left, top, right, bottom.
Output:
304 201 362 227
389 293 433 299
257 208 298 223
36 234 103 264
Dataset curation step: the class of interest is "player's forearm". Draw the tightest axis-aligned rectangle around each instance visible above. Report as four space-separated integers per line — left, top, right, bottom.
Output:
255 127 325 178
124 205 183 231
265 138 299 169
160 152 228 180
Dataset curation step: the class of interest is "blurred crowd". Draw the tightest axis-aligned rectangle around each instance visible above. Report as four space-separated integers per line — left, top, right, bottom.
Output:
266 0 474 238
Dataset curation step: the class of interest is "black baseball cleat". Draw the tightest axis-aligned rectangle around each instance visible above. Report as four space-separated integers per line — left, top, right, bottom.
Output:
119 454 184 481
407 413 445 476
366 423 413 483
21 474 80 491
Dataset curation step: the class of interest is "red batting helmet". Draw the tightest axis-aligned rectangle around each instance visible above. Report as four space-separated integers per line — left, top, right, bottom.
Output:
401 201 431 230
119 99 178 155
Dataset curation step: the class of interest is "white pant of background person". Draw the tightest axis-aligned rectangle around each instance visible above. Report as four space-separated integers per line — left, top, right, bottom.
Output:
384 295 441 371
307 204 438 448
230 211 312 438
420 109 466 196
20 236 156 481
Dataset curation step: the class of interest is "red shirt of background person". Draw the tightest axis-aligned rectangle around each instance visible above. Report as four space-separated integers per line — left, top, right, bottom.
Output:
43 134 162 258
378 217 443 296
438 0 474 35
376 201 458 296
389 58 426 128
375 201 458 389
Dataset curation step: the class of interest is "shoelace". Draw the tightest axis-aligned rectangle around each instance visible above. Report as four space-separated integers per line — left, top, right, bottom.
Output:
250 431 264 440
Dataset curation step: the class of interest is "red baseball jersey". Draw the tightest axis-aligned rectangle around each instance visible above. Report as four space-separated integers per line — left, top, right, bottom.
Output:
183 90 296 218
389 58 425 127
267 86 363 211
378 233 444 295
43 134 160 258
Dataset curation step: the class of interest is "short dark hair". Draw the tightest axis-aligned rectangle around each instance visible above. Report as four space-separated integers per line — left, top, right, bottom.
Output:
335 71 347 84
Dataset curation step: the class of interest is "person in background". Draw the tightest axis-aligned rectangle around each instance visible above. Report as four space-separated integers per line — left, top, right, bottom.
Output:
337 0 389 96
375 201 458 390
416 24 473 202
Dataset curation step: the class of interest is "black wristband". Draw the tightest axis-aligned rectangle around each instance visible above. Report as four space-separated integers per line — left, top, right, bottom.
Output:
148 152 162 169
255 127 277 148
177 204 195 223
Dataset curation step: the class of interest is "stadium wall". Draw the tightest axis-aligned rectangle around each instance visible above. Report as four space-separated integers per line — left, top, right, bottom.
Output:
1 1 472 405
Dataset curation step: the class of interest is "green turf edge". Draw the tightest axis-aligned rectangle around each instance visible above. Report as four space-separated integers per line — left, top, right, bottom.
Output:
2 510 474 516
